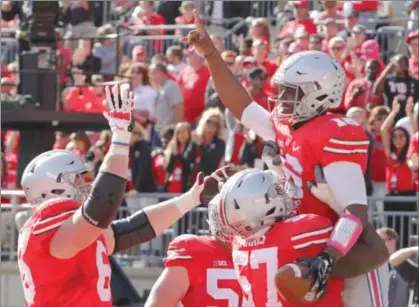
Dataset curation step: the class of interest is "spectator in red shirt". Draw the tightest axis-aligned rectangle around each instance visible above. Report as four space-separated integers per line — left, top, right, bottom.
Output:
246 67 272 111
279 0 317 38
175 1 195 36
406 30 419 78
1 64 11 78
321 18 341 53
368 105 391 212
381 97 415 247
178 47 210 124
252 39 278 77
64 68 97 112
315 0 345 31
0 77 16 95
88 74 107 113
164 122 192 193
248 18 272 53
132 1 166 54
345 59 384 111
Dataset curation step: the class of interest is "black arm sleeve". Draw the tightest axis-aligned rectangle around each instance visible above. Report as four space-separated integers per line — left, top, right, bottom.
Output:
110 210 156 253
82 172 127 229
394 259 419 285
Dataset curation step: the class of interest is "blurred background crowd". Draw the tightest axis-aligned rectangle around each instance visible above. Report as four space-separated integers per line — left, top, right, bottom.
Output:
1 0 418 261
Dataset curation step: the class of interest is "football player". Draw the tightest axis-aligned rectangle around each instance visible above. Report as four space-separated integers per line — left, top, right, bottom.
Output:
181 10 389 307
145 167 243 307
17 85 209 307
212 168 343 307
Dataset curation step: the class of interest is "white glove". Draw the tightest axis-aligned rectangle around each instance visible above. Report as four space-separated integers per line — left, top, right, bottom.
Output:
176 172 205 214
307 165 336 207
103 84 134 149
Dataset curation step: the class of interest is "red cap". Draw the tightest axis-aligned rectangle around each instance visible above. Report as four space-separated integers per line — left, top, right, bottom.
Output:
292 1 309 8
406 30 419 44
361 40 380 61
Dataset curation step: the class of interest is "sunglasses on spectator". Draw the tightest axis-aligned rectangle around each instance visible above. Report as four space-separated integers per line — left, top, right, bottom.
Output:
331 45 345 51
206 119 220 126
392 133 406 139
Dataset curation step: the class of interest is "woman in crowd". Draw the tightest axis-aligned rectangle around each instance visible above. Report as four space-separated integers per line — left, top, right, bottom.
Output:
368 106 391 209
185 108 226 186
164 122 192 193
381 97 416 247
152 125 175 192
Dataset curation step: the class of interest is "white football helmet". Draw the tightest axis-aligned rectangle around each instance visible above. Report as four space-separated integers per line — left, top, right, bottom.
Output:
215 169 298 239
21 150 90 206
207 194 234 245
270 51 346 125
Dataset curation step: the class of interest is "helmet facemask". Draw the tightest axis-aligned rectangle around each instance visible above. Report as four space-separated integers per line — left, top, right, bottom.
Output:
207 199 234 245
269 81 328 126
27 171 91 206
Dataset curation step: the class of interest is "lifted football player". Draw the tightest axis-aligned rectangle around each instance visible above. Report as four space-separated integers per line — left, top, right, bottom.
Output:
181 10 389 307
18 85 208 307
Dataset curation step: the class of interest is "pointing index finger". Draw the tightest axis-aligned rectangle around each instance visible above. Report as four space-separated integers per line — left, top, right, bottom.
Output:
193 9 205 32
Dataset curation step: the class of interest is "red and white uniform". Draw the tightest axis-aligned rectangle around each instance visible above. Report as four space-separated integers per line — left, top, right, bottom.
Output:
233 214 343 307
18 199 112 307
164 235 243 307
241 103 389 307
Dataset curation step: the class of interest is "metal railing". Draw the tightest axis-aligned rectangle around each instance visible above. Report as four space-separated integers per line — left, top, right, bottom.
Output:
1 190 417 266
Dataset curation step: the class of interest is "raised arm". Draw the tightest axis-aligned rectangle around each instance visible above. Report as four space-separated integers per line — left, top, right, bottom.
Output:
180 10 252 119
380 97 400 156
50 85 133 259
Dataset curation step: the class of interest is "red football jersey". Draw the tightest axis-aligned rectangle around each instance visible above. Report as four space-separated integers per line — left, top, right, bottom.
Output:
232 214 344 307
18 199 112 307
164 235 243 307
273 114 369 223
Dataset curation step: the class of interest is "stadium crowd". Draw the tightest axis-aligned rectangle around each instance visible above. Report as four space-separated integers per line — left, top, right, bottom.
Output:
1 1 419 306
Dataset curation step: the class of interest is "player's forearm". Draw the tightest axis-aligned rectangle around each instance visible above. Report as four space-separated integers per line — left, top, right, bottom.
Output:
323 204 368 262
389 246 418 267
206 51 252 119
331 223 389 278
99 151 129 179
111 192 198 252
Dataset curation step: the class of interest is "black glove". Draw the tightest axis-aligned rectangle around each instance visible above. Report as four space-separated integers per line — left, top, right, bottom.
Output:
295 251 335 302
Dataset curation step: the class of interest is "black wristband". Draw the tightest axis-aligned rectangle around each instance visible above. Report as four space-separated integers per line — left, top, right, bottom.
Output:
110 210 156 253
82 172 127 229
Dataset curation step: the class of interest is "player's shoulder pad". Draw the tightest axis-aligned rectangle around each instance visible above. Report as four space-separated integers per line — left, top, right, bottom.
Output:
280 214 333 249
166 234 215 261
31 198 80 236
